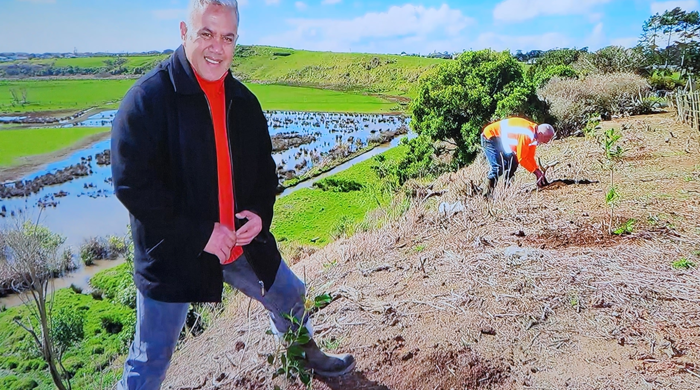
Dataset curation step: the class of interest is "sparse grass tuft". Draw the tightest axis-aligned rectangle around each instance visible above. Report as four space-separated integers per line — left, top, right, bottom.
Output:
672 258 696 270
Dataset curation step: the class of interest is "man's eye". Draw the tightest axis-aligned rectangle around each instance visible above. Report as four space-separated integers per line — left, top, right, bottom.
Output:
224 37 233 43
201 32 211 38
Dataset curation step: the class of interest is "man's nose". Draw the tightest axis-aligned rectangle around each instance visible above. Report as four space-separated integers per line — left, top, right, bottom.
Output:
210 37 225 53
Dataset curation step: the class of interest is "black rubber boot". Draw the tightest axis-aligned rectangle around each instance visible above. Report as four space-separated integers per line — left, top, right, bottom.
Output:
482 177 496 198
301 339 356 377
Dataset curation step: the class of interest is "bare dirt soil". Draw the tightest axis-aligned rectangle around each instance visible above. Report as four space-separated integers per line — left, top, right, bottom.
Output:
161 112 700 390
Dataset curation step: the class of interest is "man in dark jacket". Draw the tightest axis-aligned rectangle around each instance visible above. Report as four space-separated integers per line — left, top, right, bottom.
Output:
112 1 354 388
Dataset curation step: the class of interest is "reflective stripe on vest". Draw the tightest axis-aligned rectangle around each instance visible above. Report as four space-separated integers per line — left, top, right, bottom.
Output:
498 119 536 155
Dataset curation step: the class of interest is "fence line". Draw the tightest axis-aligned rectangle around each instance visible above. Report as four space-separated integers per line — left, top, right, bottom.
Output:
674 89 700 131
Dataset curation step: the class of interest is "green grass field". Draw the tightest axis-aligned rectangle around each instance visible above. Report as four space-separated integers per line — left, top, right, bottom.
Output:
233 46 443 97
17 55 169 70
0 127 108 167
272 145 406 245
0 79 134 114
248 84 395 113
0 79 396 116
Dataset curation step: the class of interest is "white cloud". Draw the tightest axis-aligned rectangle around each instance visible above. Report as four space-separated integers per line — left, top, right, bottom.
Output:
322 0 342 4
585 22 606 49
295 1 307 10
152 8 186 20
610 36 638 48
259 4 474 54
265 0 280 4
493 0 611 22
650 0 699 14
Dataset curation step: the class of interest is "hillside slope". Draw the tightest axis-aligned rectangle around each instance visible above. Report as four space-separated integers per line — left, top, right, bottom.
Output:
232 46 444 98
163 112 700 389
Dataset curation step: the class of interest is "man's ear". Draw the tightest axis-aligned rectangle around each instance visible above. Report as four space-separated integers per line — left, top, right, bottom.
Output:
180 21 188 41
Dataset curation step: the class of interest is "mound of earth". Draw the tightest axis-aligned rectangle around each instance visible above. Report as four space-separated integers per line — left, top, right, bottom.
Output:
160 112 700 390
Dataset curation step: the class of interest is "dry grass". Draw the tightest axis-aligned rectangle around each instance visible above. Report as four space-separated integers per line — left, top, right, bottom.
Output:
539 73 651 136
162 113 700 390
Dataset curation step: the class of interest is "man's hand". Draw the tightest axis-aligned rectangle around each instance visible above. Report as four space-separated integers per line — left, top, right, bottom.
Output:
534 169 548 188
204 223 237 264
235 210 262 246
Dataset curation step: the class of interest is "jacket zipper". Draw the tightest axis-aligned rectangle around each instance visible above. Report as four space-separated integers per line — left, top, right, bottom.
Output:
224 98 266 297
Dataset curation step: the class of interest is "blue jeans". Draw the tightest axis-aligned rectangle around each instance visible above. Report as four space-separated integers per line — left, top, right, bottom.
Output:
481 135 518 182
117 255 306 390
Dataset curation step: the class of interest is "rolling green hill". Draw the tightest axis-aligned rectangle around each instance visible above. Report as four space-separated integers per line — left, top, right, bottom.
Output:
232 46 445 97
4 46 445 98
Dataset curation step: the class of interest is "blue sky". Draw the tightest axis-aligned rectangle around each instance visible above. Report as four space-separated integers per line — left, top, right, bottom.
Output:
2 0 699 54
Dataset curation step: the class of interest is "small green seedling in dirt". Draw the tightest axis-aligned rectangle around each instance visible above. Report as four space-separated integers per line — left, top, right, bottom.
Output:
613 219 636 235
568 291 580 312
672 258 696 270
322 259 338 270
599 128 625 234
320 337 342 351
413 244 426 253
583 114 601 137
267 293 333 388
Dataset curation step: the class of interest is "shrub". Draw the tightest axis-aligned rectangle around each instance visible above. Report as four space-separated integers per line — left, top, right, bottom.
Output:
51 307 85 356
648 70 684 91
530 65 578 88
80 237 108 266
372 136 452 186
107 235 128 258
574 46 647 75
539 72 651 136
100 314 123 335
313 178 364 192
21 222 65 251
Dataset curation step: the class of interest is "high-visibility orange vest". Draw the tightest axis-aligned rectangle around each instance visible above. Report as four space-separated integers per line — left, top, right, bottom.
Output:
482 118 539 173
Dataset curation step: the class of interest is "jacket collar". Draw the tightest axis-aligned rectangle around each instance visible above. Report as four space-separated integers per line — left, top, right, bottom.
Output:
169 45 246 100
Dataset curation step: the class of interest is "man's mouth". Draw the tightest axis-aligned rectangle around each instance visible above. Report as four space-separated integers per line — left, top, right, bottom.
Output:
205 57 222 65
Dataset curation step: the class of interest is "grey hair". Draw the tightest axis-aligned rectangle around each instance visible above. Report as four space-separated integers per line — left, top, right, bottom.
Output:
186 0 239 35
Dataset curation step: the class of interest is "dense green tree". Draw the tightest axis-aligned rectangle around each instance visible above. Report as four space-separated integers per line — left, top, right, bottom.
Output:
410 49 547 166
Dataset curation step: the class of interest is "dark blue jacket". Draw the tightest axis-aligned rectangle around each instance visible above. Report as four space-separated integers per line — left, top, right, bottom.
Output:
111 46 281 303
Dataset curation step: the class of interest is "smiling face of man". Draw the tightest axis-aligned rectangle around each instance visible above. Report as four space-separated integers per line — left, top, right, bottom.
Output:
180 3 238 81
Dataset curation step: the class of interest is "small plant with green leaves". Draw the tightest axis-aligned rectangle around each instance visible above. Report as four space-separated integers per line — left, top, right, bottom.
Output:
320 337 342 351
322 259 338 270
613 218 636 235
268 293 333 388
693 250 700 257
583 114 601 136
672 258 696 270
599 128 625 234
413 244 426 253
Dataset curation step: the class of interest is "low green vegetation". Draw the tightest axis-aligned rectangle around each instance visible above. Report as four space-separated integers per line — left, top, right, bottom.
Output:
0 288 133 390
0 79 134 114
1 79 395 116
672 258 697 270
233 46 443 97
247 84 395 113
272 145 407 246
0 127 107 167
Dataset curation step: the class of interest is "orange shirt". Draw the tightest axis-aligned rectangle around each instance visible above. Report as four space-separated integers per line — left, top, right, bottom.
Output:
195 72 243 264
482 118 539 173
